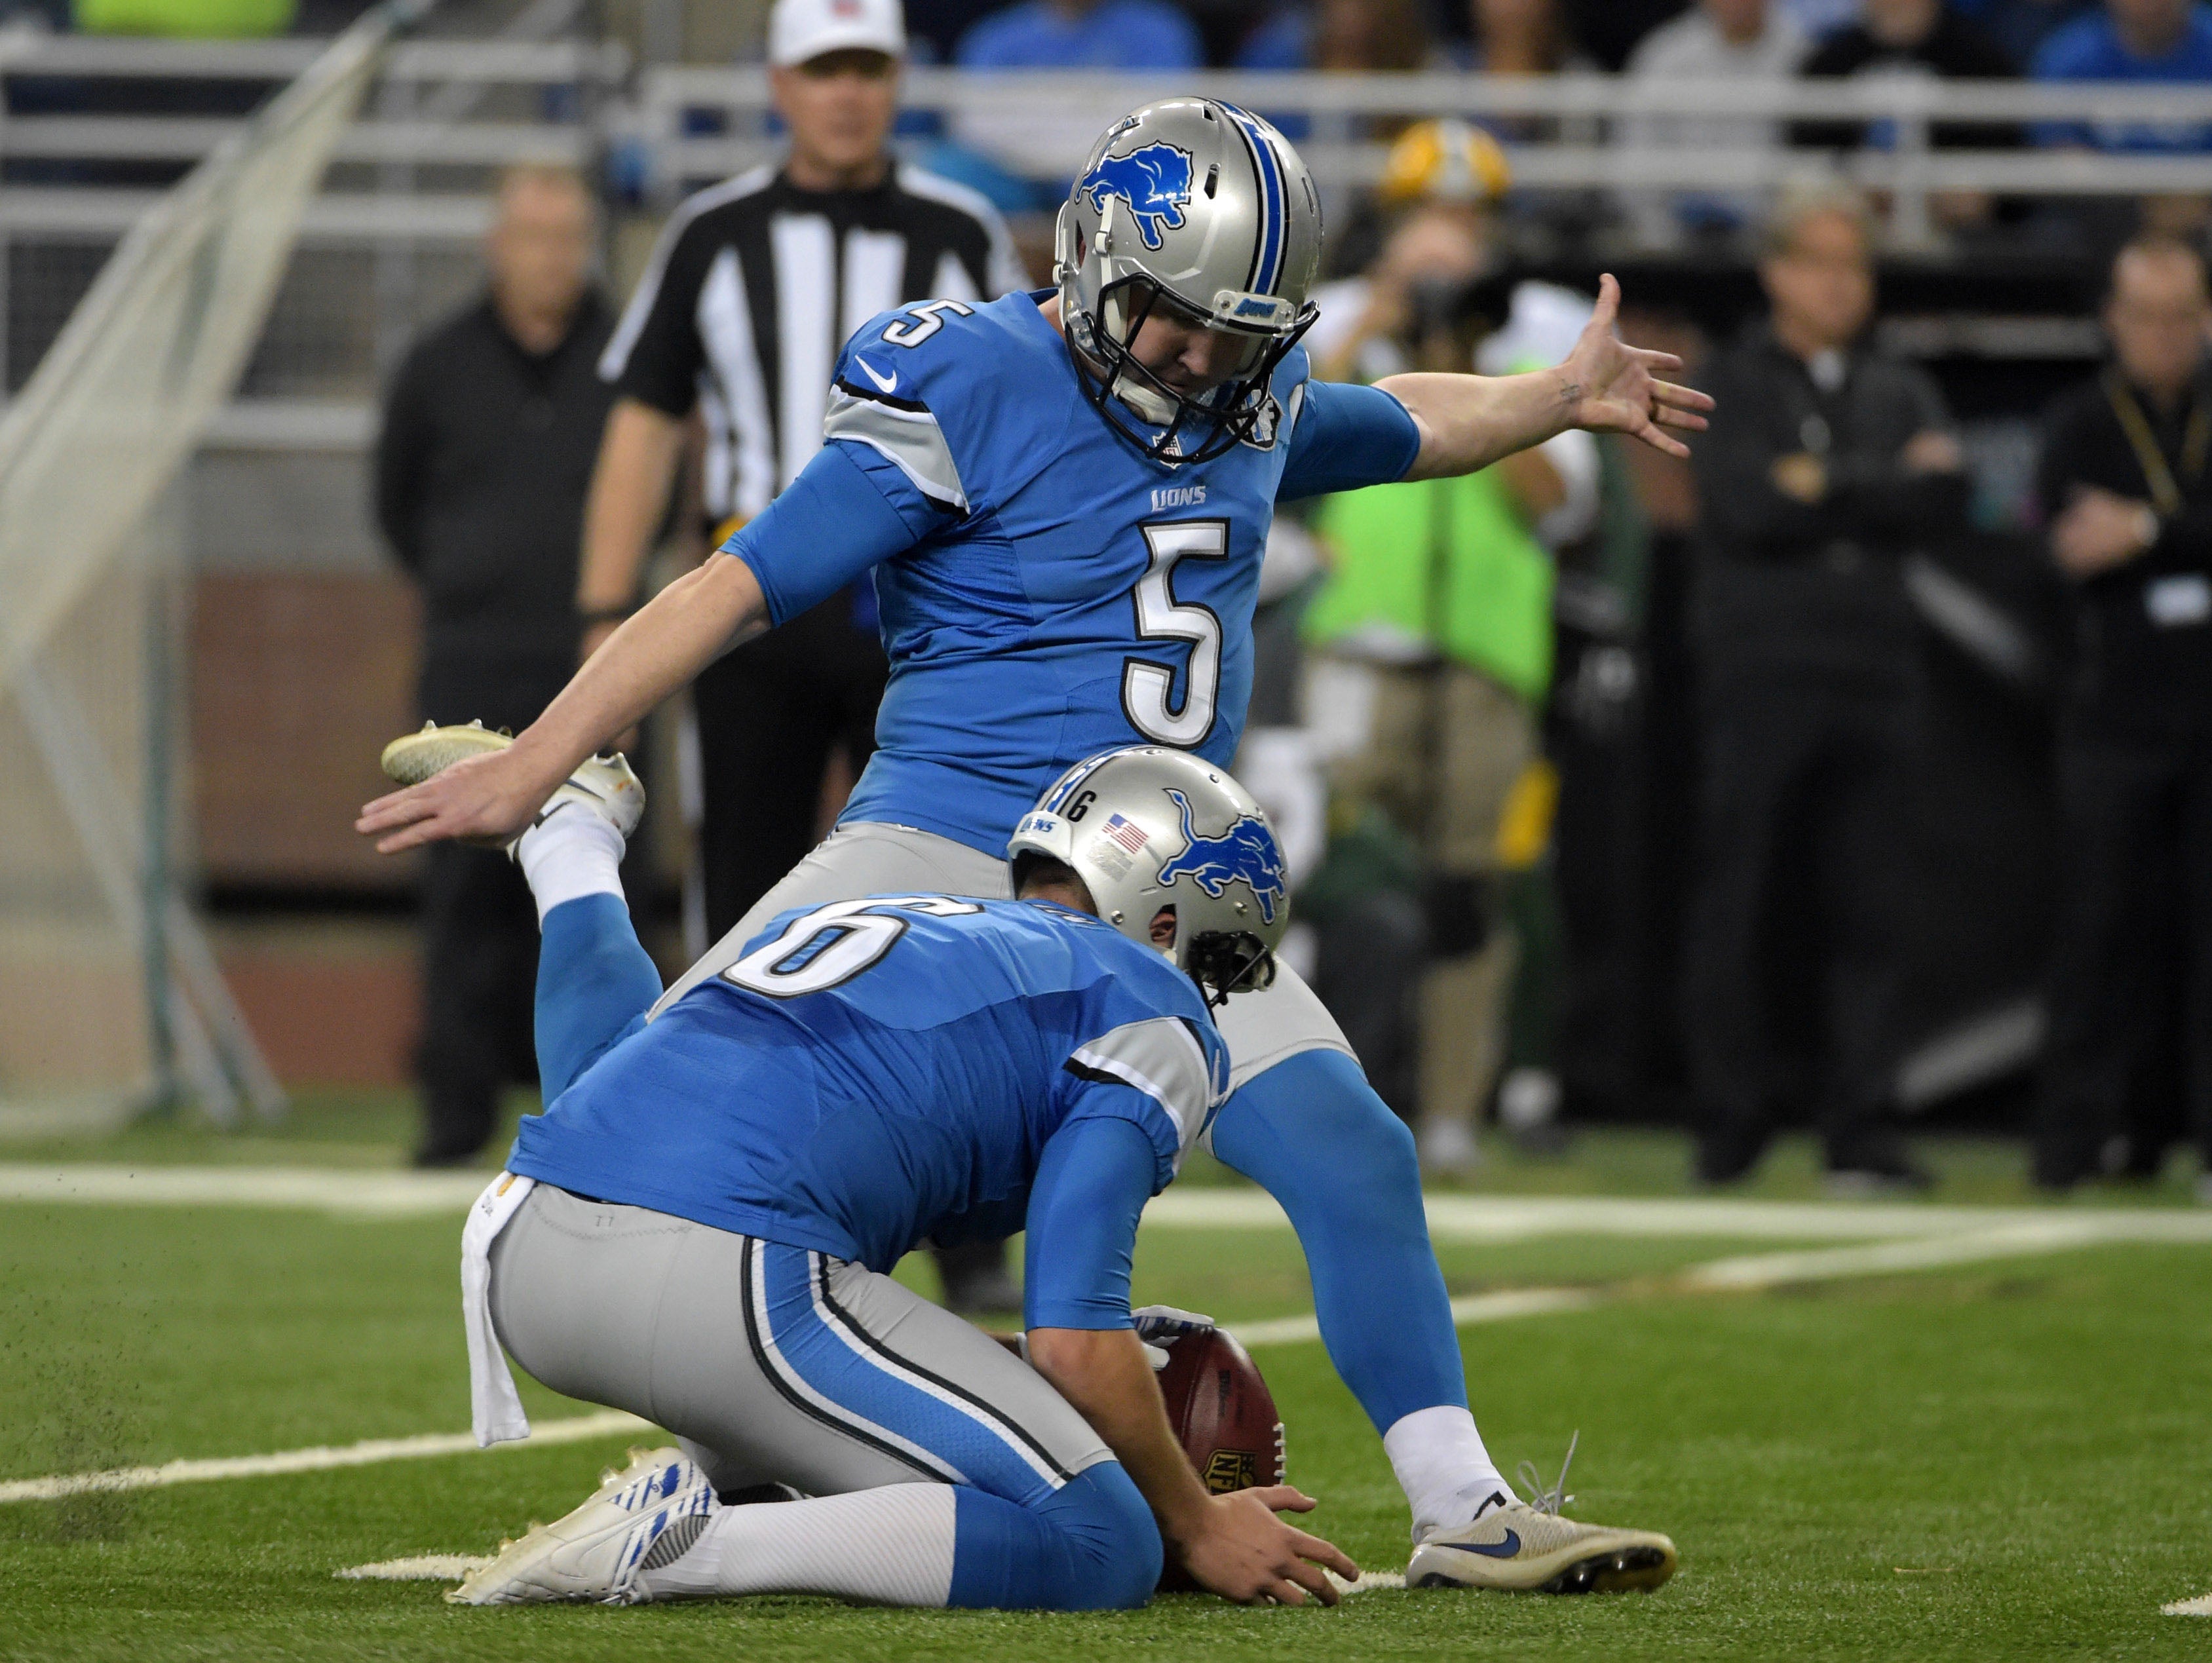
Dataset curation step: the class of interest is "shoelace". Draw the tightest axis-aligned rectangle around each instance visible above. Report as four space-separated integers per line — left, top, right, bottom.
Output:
1516 1429 1578 1516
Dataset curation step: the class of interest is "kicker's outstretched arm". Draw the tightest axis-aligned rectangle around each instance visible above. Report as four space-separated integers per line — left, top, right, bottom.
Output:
356 554 769 854
1381 274 1712 480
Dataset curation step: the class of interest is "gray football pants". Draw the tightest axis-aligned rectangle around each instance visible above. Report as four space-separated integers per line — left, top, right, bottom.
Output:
488 1183 1111 1502
649 820 1352 1095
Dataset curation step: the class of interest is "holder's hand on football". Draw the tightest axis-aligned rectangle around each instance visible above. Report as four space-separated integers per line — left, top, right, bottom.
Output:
1171 1483 1358 1607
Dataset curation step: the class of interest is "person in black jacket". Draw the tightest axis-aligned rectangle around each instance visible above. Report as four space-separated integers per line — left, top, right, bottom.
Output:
376 165 617 1167
1792 0 2022 236
1685 187 1970 1189
2034 235 2212 1200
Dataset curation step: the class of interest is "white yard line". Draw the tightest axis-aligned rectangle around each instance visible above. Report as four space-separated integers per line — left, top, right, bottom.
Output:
1237 1286 1602 1348
1681 1220 2131 1288
0 1409 649 1505
337 1554 490 1581
0 1162 489 1216
2164 1592 2212 1616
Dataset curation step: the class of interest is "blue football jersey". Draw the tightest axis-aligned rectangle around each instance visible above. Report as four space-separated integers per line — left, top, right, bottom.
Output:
506 896 1229 1281
724 290 1419 857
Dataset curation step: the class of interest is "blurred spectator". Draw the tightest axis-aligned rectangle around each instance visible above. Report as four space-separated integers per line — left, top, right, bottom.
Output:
582 0 1025 1312
1616 0 1808 248
1793 0 2021 233
956 0 1203 66
1468 0 1592 70
2034 235 2212 1200
1235 0 1434 72
71 0 292 32
1299 134 1599 1173
375 167 615 1168
2033 0 2212 151
1775 0 1865 35
1953 0 2096 62
1684 186 1969 1190
1307 120 1514 377
904 0 1002 60
1569 0 1698 69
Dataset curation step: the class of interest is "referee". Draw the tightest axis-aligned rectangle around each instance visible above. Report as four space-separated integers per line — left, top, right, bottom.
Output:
577 0 1025 1308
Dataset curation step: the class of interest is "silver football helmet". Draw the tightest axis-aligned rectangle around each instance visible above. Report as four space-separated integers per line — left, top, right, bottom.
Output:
1010 746 1289 1004
1055 98 1324 467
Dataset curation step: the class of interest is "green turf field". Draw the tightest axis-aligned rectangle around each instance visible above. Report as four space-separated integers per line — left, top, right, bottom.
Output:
3 1098 2209 1661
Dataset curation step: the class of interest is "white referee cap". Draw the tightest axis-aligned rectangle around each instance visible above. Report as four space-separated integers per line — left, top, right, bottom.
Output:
768 0 905 66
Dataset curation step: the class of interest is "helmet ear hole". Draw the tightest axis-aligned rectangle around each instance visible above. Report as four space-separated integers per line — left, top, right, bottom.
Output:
1148 906 1178 951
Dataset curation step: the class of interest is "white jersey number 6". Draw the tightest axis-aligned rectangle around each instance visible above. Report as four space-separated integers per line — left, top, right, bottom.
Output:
723 896 983 999
1123 520 1229 748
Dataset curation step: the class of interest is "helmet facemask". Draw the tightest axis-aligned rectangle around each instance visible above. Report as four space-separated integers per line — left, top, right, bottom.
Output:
1059 231 1315 468
1181 924 1279 1008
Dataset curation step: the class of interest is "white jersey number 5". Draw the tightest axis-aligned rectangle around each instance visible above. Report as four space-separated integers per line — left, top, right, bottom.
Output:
1124 520 1229 748
723 896 983 999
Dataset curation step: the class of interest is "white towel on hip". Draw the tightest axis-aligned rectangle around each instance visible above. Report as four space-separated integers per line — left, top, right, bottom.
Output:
461 1172 537 1447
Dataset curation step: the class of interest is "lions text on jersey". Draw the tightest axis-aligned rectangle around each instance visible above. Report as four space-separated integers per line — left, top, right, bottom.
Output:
719 290 1421 856
507 895 1228 1325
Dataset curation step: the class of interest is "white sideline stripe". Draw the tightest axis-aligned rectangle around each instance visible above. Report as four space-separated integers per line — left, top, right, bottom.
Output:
0 1409 650 1505
337 1554 489 1582
11 1162 2212 1244
2165 1593 2212 1616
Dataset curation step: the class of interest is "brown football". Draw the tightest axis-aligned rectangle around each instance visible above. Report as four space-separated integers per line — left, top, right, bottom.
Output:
1152 1326 1286 1592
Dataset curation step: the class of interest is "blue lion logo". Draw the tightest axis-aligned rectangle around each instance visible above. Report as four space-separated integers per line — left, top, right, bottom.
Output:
1077 142 1195 253
1156 788 1287 926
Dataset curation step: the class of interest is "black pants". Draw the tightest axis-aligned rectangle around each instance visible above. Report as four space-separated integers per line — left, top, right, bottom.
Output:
2036 729 2212 1185
1683 679 1915 1164
416 843 540 1162
691 594 888 941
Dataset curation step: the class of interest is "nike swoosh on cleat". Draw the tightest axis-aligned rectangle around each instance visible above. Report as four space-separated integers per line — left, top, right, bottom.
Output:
1435 1529 1522 1558
855 357 899 394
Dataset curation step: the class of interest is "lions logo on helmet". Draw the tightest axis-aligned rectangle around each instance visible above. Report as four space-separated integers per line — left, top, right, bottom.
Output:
1156 788 1287 926
1077 143 1195 253
1008 746 1290 1003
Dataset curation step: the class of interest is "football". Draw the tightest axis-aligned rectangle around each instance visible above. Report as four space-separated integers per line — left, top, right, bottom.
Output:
1152 1326 1286 1592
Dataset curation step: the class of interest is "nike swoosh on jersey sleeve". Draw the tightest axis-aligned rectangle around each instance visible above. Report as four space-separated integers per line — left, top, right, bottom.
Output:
1065 1016 1225 1157
824 380 969 513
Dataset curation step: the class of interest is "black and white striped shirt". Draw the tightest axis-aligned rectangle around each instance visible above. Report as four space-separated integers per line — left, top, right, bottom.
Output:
600 163 1025 525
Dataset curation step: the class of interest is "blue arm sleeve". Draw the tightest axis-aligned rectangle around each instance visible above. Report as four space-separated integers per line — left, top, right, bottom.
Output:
1021 1115 1160 1332
722 440 935 627
1276 379 1422 501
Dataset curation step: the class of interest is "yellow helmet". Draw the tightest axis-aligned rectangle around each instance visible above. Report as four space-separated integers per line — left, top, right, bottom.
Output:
1377 118 1512 207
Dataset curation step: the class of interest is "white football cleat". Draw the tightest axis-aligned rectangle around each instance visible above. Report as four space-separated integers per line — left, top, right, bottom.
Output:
1406 1438 1677 1596
379 720 644 846
447 1447 713 1607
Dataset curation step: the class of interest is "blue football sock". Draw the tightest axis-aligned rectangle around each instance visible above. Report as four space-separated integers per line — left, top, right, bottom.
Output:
1210 1048 1467 1430
947 1463 1159 1611
533 892 664 1101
